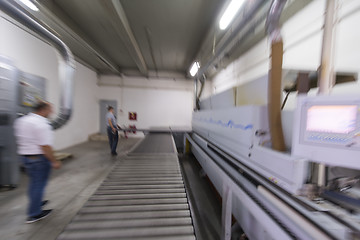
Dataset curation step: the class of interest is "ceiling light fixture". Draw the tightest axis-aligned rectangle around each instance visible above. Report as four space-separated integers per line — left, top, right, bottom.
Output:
19 0 39 11
219 0 244 30
190 61 200 77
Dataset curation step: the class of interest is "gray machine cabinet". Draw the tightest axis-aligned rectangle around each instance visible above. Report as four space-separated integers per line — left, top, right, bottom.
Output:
0 57 20 187
0 56 46 187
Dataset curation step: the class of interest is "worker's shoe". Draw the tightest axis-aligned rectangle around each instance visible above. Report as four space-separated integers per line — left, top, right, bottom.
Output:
41 200 49 206
26 209 52 224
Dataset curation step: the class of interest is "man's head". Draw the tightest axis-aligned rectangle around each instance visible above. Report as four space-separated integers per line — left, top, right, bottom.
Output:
107 106 114 112
34 101 52 118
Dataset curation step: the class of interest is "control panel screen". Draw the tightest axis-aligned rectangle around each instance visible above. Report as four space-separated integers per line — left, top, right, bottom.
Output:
293 96 360 169
306 105 357 134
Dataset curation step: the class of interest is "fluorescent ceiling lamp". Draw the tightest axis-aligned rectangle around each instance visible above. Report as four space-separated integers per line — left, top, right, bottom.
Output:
219 0 244 30
19 0 39 11
190 61 200 77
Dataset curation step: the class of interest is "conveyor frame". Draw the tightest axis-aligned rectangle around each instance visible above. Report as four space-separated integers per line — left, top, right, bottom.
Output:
186 132 356 240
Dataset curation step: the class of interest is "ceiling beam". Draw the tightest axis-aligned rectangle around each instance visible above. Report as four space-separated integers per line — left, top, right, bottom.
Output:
104 0 148 77
32 0 121 74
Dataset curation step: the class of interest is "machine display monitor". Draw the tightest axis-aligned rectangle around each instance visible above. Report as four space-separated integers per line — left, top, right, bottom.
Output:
292 95 360 169
306 105 357 134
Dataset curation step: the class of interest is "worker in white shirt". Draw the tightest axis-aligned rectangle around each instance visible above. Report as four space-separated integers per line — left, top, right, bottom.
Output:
14 101 61 223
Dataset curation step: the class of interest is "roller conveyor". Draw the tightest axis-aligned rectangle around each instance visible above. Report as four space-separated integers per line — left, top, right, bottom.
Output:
58 133 196 240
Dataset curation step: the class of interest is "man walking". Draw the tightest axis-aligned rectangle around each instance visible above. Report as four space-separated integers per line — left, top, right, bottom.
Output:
14 101 61 223
106 106 119 156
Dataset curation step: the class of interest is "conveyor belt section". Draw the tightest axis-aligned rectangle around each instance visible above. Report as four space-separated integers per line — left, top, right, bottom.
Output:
131 133 176 153
58 153 196 240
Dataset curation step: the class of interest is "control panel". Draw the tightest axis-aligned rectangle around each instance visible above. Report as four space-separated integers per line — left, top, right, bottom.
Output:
301 104 360 149
292 95 360 169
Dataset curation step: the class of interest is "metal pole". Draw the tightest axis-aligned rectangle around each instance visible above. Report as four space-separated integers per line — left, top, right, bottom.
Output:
317 0 338 186
194 78 198 111
221 183 232 240
318 0 337 95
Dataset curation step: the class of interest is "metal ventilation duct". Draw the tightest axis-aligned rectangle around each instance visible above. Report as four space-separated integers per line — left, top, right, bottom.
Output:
196 0 268 78
266 0 287 152
0 0 75 129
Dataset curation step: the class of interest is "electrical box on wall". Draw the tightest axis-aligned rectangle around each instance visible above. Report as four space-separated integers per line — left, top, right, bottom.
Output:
129 112 137 121
17 72 46 115
19 81 42 107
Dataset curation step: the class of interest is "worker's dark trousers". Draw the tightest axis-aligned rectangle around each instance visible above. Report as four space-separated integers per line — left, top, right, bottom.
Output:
107 126 118 155
22 156 51 217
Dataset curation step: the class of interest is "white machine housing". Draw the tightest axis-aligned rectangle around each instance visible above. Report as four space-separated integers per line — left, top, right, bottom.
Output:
292 95 360 170
192 106 267 157
192 105 307 194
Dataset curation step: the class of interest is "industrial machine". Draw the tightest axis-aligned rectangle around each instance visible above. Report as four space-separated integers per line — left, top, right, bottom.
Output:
0 56 46 187
186 88 360 239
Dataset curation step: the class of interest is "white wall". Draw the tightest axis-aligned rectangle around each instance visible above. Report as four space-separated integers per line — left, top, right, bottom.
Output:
212 39 270 94
0 13 100 150
98 75 194 132
0 11 195 149
211 0 360 109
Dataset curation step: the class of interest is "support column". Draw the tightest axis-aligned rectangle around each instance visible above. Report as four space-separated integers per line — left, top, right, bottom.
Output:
317 0 338 187
222 183 232 240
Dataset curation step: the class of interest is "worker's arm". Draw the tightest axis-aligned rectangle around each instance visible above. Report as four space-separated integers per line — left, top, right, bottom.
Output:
108 118 116 132
41 145 61 169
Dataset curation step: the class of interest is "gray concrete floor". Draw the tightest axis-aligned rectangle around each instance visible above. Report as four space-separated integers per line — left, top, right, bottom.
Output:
0 138 222 240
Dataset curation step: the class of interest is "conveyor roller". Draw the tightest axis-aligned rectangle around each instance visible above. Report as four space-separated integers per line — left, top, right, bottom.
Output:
58 133 196 240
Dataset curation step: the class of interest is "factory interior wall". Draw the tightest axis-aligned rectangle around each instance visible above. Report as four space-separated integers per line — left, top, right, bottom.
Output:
98 75 194 134
0 13 100 150
211 0 360 109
